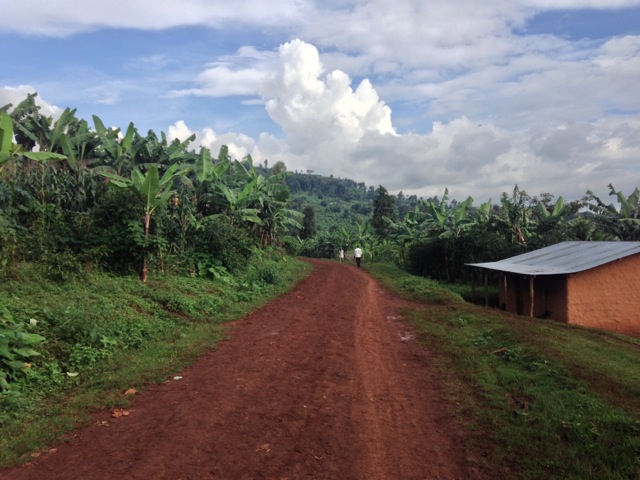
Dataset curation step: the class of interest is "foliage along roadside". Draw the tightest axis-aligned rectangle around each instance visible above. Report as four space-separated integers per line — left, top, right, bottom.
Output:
4 92 639 291
0 253 311 468
1 94 303 283
365 262 640 479
289 182 640 287
1 93 307 395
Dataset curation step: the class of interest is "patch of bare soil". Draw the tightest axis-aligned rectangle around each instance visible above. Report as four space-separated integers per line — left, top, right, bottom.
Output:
2 259 483 479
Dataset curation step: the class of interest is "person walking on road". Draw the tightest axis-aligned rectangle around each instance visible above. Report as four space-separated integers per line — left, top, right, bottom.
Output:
354 246 362 268
338 248 345 264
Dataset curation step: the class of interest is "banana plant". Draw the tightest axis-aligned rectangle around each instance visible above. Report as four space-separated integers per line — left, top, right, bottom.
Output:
536 195 567 220
193 147 230 184
261 204 303 247
336 225 356 250
384 206 428 265
216 180 264 226
6 94 82 159
0 112 14 171
1 112 67 171
585 184 640 240
214 154 301 245
497 186 534 245
134 129 196 172
188 146 232 214
609 184 640 218
418 189 476 281
90 116 139 175
250 170 302 246
351 219 376 257
4 93 50 152
102 164 188 282
424 188 475 240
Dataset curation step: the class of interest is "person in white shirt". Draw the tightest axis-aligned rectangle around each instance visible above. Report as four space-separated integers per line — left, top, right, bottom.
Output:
338 248 345 264
354 247 362 268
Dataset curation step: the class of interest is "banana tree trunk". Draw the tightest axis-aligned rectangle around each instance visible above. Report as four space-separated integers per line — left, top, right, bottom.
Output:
141 213 151 283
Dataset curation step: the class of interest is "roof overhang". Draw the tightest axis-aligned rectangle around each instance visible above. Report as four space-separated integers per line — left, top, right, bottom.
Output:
467 241 640 276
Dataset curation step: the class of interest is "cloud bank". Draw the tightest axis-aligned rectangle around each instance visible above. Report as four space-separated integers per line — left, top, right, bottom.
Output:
168 38 640 202
2 0 640 203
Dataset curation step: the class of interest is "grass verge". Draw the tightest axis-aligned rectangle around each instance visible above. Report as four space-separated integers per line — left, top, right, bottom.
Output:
366 262 640 480
0 254 311 468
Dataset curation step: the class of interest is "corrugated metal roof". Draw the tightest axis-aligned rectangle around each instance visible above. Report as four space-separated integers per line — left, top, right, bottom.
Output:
467 241 640 276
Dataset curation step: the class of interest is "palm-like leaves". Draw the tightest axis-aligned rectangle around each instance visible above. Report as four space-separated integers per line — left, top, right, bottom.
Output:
91 116 140 174
0 111 67 169
496 186 533 245
102 164 188 282
2 92 305 277
585 184 640 240
424 189 475 239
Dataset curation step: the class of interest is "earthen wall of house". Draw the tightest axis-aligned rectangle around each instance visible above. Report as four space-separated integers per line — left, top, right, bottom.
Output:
566 254 640 333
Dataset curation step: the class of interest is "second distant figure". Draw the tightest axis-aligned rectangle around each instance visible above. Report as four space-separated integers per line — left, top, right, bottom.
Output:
354 247 362 268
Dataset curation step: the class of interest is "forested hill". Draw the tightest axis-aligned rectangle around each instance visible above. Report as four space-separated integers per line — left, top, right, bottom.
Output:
285 172 423 224
286 172 366 199
283 166 640 285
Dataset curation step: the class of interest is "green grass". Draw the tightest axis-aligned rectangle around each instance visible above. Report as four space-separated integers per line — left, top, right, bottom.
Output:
446 280 501 307
366 262 640 479
0 255 311 468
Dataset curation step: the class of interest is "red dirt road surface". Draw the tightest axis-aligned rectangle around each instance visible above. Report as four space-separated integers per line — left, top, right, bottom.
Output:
3 259 482 480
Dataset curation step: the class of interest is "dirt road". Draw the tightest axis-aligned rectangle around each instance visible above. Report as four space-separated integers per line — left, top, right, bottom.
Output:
3 259 480 479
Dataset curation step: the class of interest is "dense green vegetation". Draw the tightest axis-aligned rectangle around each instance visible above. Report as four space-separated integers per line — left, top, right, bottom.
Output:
289 176 640 285
367 263 640 479
0 254 309 467
1 94 302 280
0 93 314 446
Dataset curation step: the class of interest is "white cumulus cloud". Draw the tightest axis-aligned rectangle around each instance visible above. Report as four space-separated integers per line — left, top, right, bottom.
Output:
0 86 61 119
260 39 395 154
0 0 311 36
248 39 640 202
3 1 640 203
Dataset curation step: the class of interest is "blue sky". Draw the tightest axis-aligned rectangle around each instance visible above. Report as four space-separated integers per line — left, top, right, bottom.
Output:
1 0 639 204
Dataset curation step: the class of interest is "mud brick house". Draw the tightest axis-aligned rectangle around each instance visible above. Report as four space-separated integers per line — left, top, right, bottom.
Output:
468 241 640 334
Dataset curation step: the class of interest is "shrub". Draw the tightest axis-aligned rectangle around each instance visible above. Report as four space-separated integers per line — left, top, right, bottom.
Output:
193 216 254 272
41 250 85 283
0 307 45 390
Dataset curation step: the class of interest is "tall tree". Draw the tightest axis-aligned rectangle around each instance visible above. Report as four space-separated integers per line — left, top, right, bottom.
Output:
371 185 396 238
301 205 316 239
271 161 287 175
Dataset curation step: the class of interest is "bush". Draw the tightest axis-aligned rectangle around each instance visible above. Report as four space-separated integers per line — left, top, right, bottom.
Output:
280 236 302 256
0 307 45 390
193 216 254 272
41 250 85 283
87 188 143 275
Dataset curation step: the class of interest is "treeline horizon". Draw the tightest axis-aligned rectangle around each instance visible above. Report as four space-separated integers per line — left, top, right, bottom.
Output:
2 92 639 288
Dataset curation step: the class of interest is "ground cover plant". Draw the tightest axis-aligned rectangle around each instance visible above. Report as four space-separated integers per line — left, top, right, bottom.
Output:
0 254 310 468
366 262 640 480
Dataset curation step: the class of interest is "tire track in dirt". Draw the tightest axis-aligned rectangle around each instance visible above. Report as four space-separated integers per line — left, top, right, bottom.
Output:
2 259 480 480
347 266 474 480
